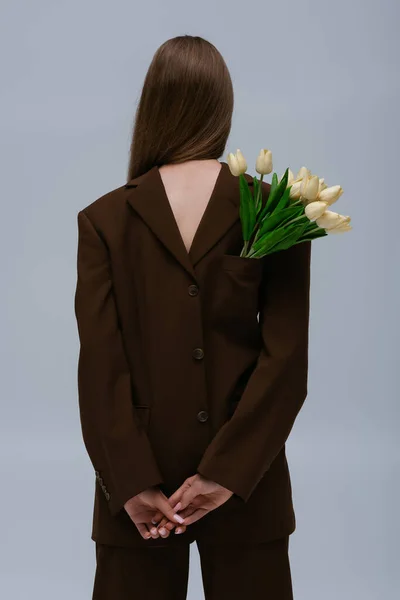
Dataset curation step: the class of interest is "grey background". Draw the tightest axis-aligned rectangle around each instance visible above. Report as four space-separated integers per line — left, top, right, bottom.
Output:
1 0 398 598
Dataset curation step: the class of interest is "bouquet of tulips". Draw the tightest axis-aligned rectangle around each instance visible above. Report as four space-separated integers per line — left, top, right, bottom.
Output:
227 149 352 258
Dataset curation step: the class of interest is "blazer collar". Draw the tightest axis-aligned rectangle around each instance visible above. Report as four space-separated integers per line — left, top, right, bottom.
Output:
125 160 254 280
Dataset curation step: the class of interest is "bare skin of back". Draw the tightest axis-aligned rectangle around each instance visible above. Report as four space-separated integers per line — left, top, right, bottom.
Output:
158 158 222 253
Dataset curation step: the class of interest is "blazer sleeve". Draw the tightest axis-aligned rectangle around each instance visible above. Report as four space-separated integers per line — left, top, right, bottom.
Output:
196 239 312 502
74 209 164 517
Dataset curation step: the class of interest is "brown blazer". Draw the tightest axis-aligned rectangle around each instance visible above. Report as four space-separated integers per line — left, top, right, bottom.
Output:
74 160 312 548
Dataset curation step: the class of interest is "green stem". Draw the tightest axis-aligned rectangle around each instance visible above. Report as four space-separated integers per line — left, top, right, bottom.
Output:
303 224 322 236
256 173 264 213
240 240 249 257
284 214 308 227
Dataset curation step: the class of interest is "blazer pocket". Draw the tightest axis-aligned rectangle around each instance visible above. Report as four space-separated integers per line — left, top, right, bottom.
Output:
220 253 264 273
132 404 151 432
207 254 264 346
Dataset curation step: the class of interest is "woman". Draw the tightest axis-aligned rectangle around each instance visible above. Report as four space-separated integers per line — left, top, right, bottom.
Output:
74 35 312 600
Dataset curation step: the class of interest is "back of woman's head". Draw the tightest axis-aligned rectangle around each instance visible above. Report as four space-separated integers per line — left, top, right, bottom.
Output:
127 35 234 181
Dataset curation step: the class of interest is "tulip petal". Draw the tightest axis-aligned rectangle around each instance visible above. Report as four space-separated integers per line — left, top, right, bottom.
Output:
318 185 343 205
305 201 328 221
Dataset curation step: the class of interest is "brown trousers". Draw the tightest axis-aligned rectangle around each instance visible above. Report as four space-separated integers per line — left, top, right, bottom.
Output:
92 535 293 600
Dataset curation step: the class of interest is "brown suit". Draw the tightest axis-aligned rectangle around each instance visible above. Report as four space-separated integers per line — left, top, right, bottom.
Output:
74 160 312 551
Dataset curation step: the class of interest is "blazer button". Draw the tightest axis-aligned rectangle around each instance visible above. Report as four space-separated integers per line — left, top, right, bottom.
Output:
197 410 209 422
188 284 199 296
105 491 111 501
192 347 204 360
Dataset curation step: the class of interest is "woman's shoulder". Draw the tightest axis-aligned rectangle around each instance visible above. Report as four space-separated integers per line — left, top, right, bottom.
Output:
77 182 131 230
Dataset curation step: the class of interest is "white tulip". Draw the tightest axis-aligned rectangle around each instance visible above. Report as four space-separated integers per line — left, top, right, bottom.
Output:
287 168 296 186
297 166 311 180
300 175 320 201
316 210 351 230
289 180 303 199
305 201 328 221
326 223 352 234
256 149 273 175
227 149 247 176
318 185 344 206
318 178 327 193
281 168 295 185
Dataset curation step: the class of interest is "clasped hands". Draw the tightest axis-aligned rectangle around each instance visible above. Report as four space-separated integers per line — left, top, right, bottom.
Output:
124 473 233 540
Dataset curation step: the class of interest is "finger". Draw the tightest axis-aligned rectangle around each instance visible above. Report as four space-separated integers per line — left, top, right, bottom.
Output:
147 523 161 539
179 486 201 512
150 511 163 525
154 494 185 526
160 518 176 532
156 504 193 531
166 475 198 509
163 504 198 534
156 516 171 531
170 510 194 535
151 502 181 525
174 524 187 535
155 522 171 538
164 504 196 523
167 485 188 507
136 523 152 540
179 508 208 526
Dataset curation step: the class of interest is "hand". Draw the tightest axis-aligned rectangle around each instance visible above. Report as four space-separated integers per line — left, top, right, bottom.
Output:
123 485 185 540
151 474 234 536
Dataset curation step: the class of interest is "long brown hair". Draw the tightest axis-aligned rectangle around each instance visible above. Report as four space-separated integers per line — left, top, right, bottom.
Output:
126 35 234 181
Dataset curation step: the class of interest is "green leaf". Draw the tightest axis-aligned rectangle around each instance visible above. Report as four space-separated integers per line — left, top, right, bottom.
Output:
258 168 291 219
267 221 310 253
298 227 328 242
273 184 291 213
280 210 307 228
247 247 267 258
248 218 311 257
249 226 290 255
259 172 278 219
247 186 257 235
259 205 304 236
252 176 263 217
260 211 272 222
270 172 279 198
268 168 290 213
303 219 320 233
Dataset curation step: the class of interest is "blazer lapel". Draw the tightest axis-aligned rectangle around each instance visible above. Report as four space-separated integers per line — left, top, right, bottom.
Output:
125 164 195 278
188 161 246 267
125 160 254 279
